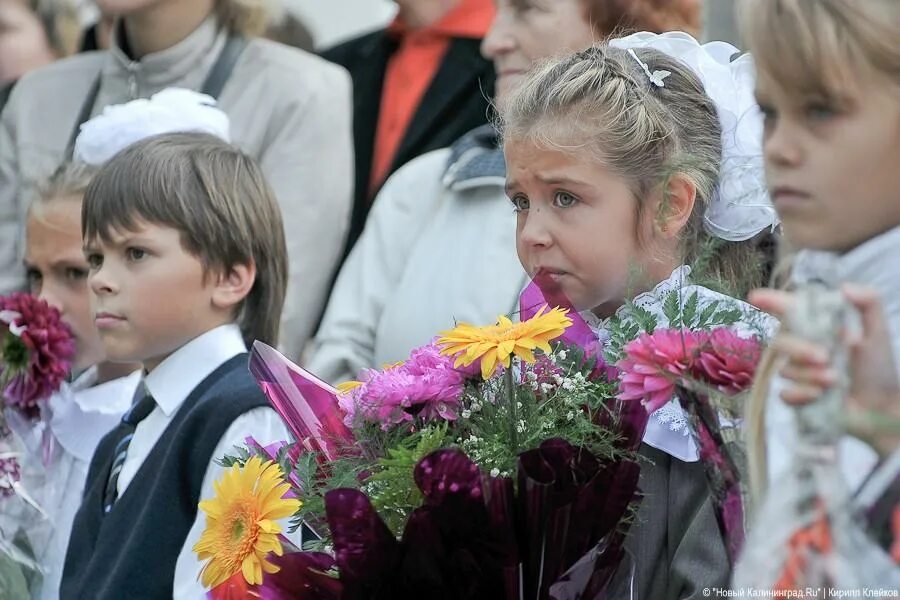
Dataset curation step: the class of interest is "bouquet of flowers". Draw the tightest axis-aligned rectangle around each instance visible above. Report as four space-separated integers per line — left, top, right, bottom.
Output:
617 326 761 564
195 281 771 598
196 296 651 599
0 293 74 586
0 293 74 498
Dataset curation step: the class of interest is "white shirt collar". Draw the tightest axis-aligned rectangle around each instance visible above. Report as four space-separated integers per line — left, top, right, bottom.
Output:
144 324 246 417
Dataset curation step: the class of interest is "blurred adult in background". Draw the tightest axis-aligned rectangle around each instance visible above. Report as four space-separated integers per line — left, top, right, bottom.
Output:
80 3 314 52
322 0 497 255
0 0 81 109
0 0 354 361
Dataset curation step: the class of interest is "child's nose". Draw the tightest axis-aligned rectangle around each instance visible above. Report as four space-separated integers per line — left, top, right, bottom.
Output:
88 266 118 296
764 119 803 168
518 211 553 248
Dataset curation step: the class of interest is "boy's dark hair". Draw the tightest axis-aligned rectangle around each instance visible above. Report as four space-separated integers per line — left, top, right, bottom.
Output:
82 132 288 346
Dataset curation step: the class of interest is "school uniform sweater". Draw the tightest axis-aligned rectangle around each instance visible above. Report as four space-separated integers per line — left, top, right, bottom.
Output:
60 352 268 599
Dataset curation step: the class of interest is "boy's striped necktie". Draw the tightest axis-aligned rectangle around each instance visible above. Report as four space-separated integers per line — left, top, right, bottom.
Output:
103 384 156 513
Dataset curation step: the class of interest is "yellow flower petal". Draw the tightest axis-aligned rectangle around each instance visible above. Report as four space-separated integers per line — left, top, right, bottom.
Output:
437 306 572 380
194 458 300 590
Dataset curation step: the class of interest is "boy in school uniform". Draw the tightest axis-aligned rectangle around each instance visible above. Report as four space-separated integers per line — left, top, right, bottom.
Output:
60 132 291 599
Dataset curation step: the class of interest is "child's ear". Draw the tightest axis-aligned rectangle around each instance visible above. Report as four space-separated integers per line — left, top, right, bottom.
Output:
656 175 697 238
211 261 256 310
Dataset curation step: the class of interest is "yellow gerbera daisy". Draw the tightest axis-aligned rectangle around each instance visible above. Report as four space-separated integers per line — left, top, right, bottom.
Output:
437 305 572 379
193 455 301 589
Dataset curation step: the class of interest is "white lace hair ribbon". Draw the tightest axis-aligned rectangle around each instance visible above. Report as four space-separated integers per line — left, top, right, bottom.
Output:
610 32 778 242
73 88 231 166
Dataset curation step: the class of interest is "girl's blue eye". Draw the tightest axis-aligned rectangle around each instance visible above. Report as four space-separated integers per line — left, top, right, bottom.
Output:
511 195 530 212
554 191 578 208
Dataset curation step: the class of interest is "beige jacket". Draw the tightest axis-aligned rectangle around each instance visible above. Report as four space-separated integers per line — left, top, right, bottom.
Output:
0 18 353 359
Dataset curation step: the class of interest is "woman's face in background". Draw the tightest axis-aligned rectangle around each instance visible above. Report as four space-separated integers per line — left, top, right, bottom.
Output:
0 0 56 85
481 0 702 107
481 0 596 107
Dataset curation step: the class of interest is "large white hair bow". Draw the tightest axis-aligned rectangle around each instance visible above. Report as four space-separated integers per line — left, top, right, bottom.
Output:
73 88 231 166
610 32 778 242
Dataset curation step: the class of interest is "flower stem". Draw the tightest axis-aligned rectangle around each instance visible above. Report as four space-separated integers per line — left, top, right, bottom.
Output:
506 365 518 455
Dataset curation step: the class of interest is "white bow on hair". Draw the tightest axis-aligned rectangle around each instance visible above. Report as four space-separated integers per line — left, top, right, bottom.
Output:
73 88 232 166
611 32 779 243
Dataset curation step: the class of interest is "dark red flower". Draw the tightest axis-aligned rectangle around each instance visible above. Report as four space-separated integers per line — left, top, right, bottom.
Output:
0 293 75 420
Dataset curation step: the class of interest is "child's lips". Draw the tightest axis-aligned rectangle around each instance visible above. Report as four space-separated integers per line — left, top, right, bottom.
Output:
533 267 569 283
94 312 126 329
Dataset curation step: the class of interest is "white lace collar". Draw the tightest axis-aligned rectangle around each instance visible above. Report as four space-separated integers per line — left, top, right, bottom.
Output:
583 265 693 331
588 265 770 463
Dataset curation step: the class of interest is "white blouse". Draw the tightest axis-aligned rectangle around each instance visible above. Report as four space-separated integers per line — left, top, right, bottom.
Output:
9 366 140 600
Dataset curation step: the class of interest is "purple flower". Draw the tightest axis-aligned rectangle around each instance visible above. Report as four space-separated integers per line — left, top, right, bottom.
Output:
341 341 468 430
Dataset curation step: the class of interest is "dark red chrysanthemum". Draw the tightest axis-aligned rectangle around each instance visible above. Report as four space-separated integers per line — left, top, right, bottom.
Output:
0 293 75 420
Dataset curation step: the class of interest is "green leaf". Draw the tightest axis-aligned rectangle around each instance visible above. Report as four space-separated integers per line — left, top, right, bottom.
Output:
695 301 720 330
681 291 699 329
662 291 682 328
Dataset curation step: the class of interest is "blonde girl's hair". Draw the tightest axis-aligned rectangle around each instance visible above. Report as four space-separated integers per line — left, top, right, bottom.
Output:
740 0 900 98
82 132 288 347
741 0 900 506
31 162 97 211
216 0 273 37
499 44 769 298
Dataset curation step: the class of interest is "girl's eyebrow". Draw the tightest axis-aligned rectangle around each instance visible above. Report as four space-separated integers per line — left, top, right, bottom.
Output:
536 173 590 187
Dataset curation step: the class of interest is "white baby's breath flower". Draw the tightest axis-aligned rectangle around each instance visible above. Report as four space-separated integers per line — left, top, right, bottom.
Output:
461 409 471 419
490 468 500 478
557 350 568 361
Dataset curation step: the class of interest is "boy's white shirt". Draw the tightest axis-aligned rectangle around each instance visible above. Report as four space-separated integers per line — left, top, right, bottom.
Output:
586 265 776 463
765 225 900 492
115 323 291 599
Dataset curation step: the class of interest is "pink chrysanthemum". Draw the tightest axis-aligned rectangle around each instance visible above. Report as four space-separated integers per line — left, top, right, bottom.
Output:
340 341 468 430
0 293 75 420
616 329 702 413
693 329 762 395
